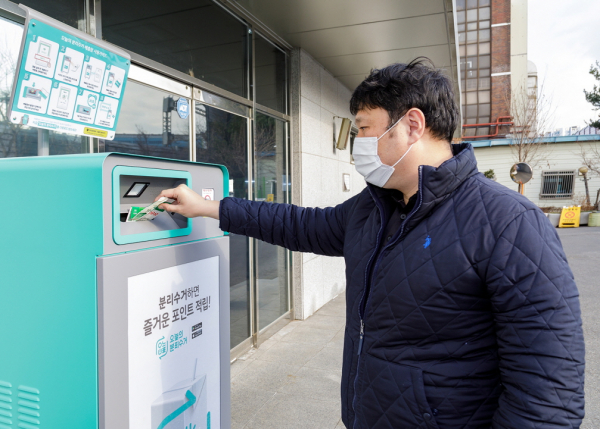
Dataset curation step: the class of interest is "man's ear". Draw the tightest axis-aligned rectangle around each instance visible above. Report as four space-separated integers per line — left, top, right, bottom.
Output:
405 108 426 144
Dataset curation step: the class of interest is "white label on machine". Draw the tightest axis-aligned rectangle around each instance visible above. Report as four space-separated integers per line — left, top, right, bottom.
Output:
128 257 221 429
201 188 215 201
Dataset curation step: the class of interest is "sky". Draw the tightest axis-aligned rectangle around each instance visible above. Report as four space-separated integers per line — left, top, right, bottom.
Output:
528 0 600 132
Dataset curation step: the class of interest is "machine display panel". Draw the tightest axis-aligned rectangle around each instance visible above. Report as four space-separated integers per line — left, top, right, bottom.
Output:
124 182 150 198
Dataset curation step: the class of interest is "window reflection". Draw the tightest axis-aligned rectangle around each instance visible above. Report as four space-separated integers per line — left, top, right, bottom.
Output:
100 81 190 160
255 34 287 113
102 0 249 98
195 102 250 348
255 112 289 330
20 0 85 30
49 132 88 155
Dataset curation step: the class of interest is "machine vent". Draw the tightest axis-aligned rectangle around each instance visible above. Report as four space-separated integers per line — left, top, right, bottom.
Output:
0 380 13 429
17 385 41 428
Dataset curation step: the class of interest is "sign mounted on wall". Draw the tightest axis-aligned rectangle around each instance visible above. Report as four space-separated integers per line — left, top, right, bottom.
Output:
8 6 131 140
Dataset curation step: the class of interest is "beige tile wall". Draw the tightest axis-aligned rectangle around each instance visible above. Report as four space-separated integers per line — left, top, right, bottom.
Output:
291 48 365 319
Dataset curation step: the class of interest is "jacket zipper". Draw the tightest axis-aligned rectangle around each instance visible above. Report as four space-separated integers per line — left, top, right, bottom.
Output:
352 186 386 427
351 166 425 428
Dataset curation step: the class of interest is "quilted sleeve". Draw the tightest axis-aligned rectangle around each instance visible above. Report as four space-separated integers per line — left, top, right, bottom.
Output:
486 209 585 428
218 197 352 257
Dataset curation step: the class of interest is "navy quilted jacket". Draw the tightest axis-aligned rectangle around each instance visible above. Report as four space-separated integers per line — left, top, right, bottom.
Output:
220 144 585 428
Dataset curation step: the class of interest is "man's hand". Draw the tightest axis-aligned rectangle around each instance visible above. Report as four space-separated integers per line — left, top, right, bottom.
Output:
155 184 220 219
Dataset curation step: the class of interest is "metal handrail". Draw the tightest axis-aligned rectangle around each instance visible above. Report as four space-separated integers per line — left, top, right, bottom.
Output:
462 116 513 139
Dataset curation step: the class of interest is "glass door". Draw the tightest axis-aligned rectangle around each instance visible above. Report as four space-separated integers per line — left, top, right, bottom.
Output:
254 112 290 330
195 101 251 349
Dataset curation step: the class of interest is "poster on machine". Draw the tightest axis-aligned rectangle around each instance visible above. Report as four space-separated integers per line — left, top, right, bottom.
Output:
8 6 130 140
128 257 221 429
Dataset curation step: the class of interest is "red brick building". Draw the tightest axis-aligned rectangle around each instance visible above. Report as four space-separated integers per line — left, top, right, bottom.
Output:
457 0 529 139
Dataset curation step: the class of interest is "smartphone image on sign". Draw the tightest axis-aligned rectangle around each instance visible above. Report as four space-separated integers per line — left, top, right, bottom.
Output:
94 68 102 83
35 42 52 68
62 56 71 73
57 88 70 110
85 64 92 79
107 72 115 88
106 108 112 120
38 42 50 57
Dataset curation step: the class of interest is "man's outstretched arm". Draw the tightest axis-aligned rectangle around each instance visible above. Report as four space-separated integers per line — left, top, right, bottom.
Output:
156 184 356 257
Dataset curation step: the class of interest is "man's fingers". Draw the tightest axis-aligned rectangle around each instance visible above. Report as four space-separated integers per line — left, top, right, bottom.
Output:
155 188 179 202
160 203 181 213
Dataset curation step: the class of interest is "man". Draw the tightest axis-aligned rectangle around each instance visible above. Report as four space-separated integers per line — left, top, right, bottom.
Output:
157 59 585 428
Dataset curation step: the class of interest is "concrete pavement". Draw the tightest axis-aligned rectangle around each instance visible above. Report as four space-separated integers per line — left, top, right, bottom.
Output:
559 227 600 428
230 293 346 429
230 226 600 428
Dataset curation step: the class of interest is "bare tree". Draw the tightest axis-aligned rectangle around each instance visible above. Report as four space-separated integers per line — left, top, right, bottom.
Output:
0 39 24 158
133 126 156 156
505 78 555 169
578 143 600 177
578 142 600 208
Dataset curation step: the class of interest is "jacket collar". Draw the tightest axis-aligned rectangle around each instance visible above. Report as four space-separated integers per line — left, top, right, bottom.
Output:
368 143 479 229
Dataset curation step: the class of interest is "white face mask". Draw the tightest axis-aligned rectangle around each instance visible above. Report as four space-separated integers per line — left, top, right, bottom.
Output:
352 115 413 187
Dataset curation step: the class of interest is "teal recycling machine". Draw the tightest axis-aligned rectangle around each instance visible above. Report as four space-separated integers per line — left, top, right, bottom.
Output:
0 153 231 429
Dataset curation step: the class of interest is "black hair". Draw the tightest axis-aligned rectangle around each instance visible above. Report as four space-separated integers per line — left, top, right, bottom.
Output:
349 57 459 142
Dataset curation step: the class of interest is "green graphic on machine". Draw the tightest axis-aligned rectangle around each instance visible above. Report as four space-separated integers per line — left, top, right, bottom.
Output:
8 6 130 139
152 361 208 429
126 197 175 222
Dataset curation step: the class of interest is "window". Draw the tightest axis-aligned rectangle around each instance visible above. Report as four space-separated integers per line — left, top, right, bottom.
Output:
540 170 577 199
479 55 491 69
102 0 250 98
479 7 491 20
466 9 477 22
100 81 190 160
195 102 250 348
479 29 491 42
254 112 290 330
479 42 491 55
254 33 287 113
479 77 491 90
478 91 490 103
19 0 85 30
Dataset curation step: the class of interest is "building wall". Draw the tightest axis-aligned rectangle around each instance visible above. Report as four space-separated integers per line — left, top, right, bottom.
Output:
291 48 364 319
473 140 600 207
510 0 528 95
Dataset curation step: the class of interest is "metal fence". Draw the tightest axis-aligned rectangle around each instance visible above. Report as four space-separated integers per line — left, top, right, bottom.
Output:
540 170 577 199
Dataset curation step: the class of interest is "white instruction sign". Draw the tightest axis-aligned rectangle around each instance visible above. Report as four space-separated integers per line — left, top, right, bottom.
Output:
202 188 215 201
8 7 130 139
128 257 221 429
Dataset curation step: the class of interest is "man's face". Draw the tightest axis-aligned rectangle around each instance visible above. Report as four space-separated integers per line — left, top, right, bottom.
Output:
355 107 407 168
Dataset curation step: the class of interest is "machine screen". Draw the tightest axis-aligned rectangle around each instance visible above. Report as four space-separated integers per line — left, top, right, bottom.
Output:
124 182 149 198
